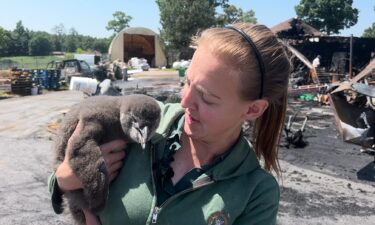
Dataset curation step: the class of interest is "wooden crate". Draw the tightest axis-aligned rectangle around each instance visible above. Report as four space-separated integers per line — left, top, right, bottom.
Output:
11 76 32 95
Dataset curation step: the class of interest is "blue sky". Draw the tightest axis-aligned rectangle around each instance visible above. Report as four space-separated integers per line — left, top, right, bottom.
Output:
0 0 373 37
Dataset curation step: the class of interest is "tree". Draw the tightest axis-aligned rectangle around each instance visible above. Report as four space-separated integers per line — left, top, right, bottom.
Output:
65 28 78 52
52 23 66 51
208 0 229 8
0 22 114 57
295 0 359 35
29 32 52 55
363 24 375 37
77 35 96 50
362 6 375 37
216 4 257 26
12 21 30 55
156 0 217 59
241 10 257 24
0 27 12 56
106 11 132 34
92 38 110 53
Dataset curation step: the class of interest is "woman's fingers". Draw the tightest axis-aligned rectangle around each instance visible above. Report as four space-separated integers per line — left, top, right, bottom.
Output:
100 139 127 154
67 120 84 149
56 159 84 192
109 171 119 182
100 139 127 182
56 120 85 192
108 160 124 174
103 150 126 166
82 209 102 225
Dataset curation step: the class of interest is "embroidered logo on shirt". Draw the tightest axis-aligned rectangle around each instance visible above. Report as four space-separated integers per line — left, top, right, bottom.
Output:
207 211 229 225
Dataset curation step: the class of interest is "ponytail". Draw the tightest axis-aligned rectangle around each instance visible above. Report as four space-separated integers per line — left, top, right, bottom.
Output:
253 91 287 176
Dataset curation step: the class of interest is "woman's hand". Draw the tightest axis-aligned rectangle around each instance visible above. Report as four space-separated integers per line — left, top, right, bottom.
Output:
83 209 102 225
55 120 127 192
100 139 127 182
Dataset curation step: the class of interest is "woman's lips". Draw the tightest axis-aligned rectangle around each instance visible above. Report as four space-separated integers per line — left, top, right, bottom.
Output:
186 112 199 124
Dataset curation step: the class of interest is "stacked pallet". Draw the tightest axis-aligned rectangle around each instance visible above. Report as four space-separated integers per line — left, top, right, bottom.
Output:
11 69 33 95
0 78 11 93
0 70 12 93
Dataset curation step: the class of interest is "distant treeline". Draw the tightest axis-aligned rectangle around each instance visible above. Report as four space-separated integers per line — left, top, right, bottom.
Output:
0 21 112 57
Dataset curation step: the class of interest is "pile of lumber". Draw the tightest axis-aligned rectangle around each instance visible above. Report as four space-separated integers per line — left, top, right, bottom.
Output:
10 69 32 95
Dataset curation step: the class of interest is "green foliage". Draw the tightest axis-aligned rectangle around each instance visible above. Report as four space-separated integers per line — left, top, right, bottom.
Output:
208 0 229 8
295 0 359 35
76 48 85 54
106 11 133 34
0 90 7 96
362 6 375 37
0 55 64 69
92 38 111 53
64 28 78 52
362 23 375 37
29 32 52 55
0 21 111 57
51 23 65 51
241 10 257 24
157 0 256 59
0 27 12 56
216 4 257 26
156 0 216 58
11 21 31 55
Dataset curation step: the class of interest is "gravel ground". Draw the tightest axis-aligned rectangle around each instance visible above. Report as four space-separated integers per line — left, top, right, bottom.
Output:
277 99 375 225
0 71 374 224
0 91 82 225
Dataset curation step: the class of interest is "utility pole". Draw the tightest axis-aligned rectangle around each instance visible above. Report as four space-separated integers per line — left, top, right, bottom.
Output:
349 34 353 79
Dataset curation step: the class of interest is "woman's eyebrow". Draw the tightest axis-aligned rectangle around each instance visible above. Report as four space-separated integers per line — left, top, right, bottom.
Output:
196 84 221 100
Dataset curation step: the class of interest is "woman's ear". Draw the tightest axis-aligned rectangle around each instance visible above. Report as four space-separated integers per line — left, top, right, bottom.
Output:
244 99 269 121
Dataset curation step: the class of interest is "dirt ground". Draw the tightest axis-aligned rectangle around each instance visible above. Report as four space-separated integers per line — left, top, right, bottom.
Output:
0 71 374 224
277 99 375 224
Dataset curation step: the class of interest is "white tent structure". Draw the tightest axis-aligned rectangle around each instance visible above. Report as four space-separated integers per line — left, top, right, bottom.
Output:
108 27 167 68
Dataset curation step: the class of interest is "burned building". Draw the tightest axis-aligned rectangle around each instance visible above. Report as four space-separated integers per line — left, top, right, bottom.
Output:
272 18 375 81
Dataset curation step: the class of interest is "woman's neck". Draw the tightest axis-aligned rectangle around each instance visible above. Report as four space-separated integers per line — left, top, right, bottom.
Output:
170 128 241 185
181 128 241 167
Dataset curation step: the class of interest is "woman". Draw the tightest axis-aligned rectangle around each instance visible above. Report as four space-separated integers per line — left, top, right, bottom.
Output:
49 23 290 225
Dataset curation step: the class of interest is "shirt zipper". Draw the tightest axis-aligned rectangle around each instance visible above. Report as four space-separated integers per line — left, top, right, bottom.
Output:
149 144 215 224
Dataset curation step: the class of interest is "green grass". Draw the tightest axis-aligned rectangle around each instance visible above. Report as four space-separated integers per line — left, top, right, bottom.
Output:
161 68 178 72
0 55 74 70
0 90 11 99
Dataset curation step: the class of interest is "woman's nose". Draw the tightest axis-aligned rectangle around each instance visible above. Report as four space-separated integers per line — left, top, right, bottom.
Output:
180 85 195 109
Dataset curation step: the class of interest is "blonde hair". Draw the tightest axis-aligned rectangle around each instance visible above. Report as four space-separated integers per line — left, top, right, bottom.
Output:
193 23 291 175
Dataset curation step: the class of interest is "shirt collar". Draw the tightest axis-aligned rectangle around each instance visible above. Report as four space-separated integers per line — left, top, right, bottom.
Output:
167 114 185 140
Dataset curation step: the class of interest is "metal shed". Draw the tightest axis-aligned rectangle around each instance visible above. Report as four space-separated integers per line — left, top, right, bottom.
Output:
108 27 167 68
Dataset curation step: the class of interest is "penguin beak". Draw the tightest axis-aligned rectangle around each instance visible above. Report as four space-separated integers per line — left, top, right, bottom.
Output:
130 121 149 149
138 126 148 149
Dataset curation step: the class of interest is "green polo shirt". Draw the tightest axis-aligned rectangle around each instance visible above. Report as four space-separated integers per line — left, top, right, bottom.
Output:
156 114 231 206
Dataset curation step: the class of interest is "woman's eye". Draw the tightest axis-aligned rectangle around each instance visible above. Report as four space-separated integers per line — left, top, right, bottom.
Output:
203 99 214 105
201 94 214 105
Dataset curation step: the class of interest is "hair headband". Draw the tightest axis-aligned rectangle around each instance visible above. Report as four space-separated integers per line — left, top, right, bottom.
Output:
225 26 265 99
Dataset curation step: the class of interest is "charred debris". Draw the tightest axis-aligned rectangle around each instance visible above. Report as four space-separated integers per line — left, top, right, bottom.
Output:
272 18 375 154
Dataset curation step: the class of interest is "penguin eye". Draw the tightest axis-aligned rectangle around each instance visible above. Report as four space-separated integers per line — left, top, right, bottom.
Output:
131 121 140 128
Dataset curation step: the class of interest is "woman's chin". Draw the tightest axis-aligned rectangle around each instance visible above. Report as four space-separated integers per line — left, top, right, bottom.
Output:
183 123 198 137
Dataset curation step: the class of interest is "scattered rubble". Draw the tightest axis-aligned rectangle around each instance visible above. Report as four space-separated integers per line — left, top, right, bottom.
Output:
330 59 375 156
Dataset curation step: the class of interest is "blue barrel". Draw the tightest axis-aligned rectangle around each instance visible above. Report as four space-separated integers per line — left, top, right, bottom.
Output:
50 69 59 89
40 69 49 89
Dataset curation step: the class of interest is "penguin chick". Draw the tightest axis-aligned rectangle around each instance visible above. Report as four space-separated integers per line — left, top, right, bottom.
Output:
53 94 161 225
